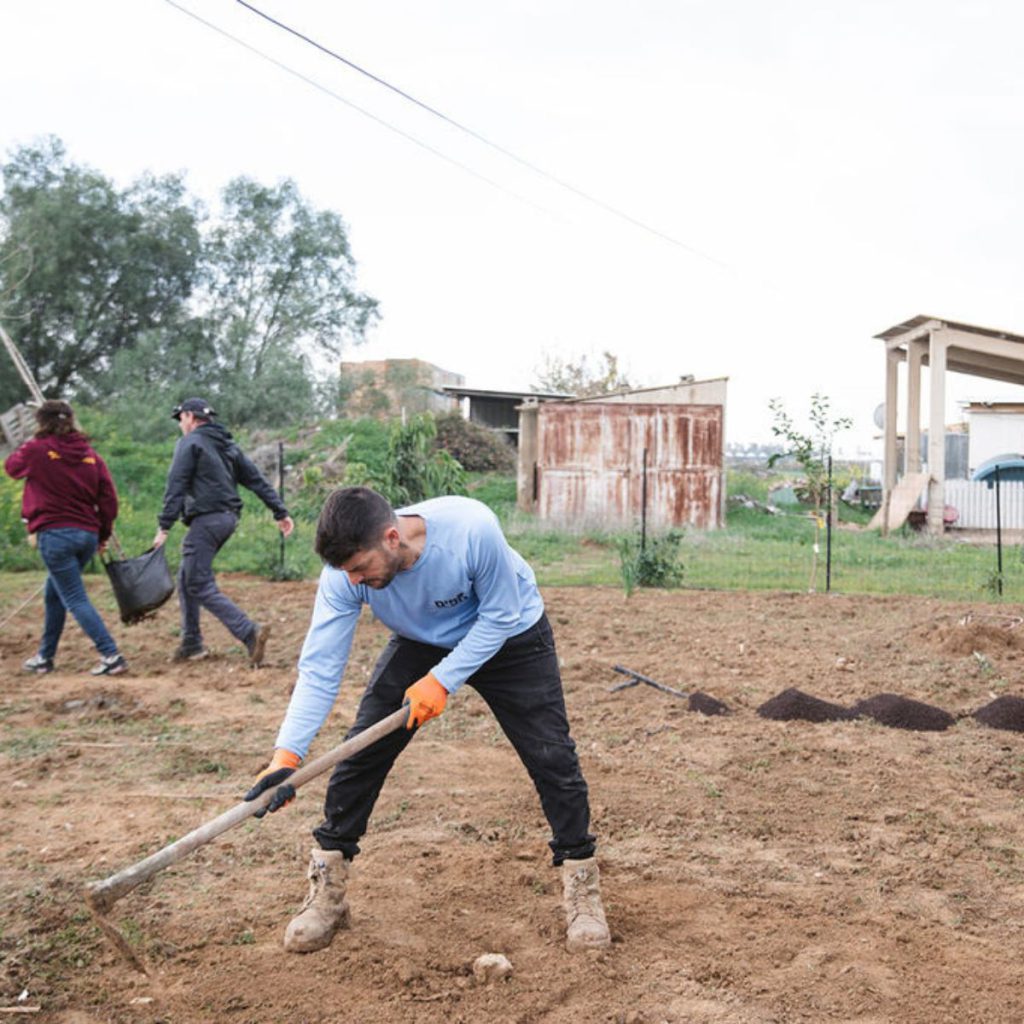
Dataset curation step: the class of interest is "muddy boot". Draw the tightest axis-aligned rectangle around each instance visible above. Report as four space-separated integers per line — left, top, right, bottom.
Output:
283 848 352 953
247 623 271 668
562 857 611 952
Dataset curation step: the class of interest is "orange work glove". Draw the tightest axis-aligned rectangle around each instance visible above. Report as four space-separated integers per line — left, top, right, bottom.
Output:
403 672 448 730
244 748 301 818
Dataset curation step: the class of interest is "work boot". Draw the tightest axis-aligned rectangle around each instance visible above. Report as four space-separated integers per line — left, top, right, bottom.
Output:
247 624 271 668
562 857 611 952
283 848 351 953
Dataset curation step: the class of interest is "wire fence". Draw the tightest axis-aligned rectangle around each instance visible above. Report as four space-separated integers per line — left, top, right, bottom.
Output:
676 476 1024 603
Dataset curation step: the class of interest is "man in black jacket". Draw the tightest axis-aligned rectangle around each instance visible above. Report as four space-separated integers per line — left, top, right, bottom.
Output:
153 398 294 665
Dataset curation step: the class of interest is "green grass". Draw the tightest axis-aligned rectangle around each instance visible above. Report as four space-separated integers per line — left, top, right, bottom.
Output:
3 436 1019 601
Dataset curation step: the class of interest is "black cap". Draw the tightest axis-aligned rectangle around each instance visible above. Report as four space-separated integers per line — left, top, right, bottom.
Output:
171 397 216 420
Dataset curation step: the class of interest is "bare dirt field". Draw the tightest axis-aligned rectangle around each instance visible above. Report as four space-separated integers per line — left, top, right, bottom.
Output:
3 576 1024 1023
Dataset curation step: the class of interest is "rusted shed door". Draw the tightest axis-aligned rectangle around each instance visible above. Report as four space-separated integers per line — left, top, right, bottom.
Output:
535 403 722 529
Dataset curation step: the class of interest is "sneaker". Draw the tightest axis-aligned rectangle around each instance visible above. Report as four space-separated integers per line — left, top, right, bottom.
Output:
23 654 54 674
247 624 272 668
169 643 211 663
91 653 128 676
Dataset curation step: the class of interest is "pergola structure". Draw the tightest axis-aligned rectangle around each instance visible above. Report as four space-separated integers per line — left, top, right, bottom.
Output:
875 315 1024 534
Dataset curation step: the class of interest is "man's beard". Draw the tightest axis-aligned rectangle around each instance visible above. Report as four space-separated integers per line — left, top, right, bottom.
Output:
362 555 401 589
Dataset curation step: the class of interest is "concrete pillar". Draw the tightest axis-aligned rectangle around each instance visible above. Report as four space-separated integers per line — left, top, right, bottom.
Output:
927 330 947 535
884 348 900 495
906 339 925 472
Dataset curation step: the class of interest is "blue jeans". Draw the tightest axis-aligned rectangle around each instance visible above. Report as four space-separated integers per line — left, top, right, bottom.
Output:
313 614 596 865
178 512 255 647
36 528 118 660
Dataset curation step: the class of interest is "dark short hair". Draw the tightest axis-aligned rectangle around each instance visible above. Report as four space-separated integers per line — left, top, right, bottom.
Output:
34 400 77 438
315 487 397 567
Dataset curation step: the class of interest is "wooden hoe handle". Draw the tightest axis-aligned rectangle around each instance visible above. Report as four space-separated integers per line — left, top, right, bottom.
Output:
85 706 410 912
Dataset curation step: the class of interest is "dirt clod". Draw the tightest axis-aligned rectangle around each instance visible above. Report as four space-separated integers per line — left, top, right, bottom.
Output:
851 693 955 731
757 687 854 723
472 953 513 984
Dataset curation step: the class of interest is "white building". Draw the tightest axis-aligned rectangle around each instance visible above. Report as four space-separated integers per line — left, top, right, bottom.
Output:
964 402 1024 474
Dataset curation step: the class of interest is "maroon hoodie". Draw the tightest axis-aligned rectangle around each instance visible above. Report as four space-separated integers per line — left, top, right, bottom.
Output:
4 432 118 542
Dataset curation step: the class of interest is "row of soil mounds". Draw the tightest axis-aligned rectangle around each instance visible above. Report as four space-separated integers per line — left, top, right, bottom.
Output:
757 687 1024 734
609 669 1024 733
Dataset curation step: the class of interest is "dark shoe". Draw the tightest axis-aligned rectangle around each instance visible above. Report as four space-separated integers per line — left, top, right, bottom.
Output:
169 643 211 663
91 653 128 677
23 654 54 675
247 624 271 668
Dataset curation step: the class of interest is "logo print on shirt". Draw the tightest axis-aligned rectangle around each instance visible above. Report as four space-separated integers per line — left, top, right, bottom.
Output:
434 591 467 609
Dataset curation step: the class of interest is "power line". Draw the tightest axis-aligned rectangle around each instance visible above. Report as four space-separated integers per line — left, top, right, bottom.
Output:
235 0 728 267
162 0 568 224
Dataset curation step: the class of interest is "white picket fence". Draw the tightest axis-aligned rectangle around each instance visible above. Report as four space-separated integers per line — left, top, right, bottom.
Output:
944 479 1024 529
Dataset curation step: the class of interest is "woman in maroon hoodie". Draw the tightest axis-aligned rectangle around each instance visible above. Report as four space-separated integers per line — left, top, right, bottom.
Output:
4 400 128 676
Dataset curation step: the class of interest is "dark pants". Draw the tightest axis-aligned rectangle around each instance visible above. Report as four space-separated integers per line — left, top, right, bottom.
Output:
37 528 118 659
313 614 596 865
178 512 254 648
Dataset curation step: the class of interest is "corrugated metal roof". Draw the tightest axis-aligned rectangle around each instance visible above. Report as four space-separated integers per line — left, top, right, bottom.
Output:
567 376 729 404
442 386 571 401
875 315 1024 345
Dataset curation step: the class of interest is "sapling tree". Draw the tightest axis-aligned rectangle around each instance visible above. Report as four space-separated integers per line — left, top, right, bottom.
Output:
767 393 852 511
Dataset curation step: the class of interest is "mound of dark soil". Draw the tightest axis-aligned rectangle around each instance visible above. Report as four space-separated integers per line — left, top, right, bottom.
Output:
851 693 954 731
972 695 1024 733
688 691 729 716
756 687 854 723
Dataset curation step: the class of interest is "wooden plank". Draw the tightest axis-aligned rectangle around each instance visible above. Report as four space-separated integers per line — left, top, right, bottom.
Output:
869 472 930 532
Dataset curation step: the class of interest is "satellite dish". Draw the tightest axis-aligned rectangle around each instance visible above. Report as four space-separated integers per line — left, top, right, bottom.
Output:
872 403 886 430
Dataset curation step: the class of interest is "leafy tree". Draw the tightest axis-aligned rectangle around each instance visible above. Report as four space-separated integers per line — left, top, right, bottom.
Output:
0 137 201 409
200 177 379 425
533 350 635 397
0 139 379 433
767 393 852 510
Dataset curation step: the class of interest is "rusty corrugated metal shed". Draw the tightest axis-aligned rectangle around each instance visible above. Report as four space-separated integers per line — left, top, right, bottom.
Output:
534 402 722 530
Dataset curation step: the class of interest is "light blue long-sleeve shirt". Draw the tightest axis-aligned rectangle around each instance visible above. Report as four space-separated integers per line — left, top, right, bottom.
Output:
274 495 545 757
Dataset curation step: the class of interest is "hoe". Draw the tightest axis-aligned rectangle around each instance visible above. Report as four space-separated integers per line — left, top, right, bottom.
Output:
84 706 409 974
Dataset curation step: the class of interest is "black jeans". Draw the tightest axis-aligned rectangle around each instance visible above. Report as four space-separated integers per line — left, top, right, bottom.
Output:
313 613 596 865
178 511 255 648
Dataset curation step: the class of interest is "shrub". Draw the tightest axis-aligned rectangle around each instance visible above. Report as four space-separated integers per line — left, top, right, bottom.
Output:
617 529 686 597
385 415 466 505
434 412 516 473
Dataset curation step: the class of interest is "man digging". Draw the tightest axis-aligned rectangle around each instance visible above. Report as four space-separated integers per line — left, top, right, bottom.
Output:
245 486 611 954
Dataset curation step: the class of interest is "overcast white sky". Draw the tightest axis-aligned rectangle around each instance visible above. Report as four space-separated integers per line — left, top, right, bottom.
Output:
4 0 1024 453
